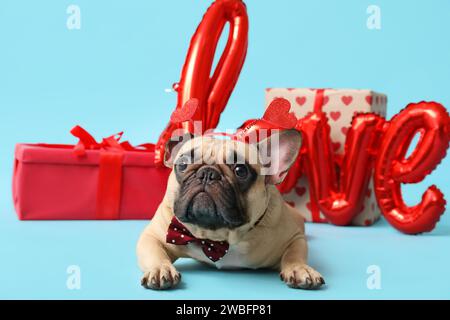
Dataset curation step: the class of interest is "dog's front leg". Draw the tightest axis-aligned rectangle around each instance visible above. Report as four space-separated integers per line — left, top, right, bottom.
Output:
137 232 181 290
280 237 325 290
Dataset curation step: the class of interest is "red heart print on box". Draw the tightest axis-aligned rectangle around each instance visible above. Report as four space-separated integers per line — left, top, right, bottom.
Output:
263 98 298 128
341 96 353 106
295 96 307 106
295 186 307 197
330 111 341 121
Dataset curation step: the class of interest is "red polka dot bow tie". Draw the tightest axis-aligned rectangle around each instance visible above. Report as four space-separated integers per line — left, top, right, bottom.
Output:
166 217 230 262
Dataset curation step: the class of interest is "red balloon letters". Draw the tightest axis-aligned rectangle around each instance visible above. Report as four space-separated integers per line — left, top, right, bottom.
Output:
277 102 449 234
374 102 449 234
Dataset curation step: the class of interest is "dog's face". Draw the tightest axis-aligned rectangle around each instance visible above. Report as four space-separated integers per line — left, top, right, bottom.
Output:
163 130 301 236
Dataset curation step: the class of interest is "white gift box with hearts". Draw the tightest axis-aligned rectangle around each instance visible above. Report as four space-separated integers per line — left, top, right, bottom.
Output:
265 88 387 226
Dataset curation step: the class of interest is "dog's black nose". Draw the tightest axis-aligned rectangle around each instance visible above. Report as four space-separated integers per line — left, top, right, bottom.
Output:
196 166 221 183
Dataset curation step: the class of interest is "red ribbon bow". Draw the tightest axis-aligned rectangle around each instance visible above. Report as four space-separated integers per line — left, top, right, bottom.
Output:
166 217 229 262
70 126 153 220
70 125 153 155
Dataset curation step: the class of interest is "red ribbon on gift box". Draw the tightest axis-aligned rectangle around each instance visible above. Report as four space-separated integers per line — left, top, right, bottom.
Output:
70 126 153 220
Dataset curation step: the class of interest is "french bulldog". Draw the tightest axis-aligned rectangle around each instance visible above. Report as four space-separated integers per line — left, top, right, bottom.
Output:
136 130 324 290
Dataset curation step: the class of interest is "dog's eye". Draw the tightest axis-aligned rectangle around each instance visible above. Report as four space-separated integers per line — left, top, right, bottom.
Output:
234 164 248 179
176 157 189 172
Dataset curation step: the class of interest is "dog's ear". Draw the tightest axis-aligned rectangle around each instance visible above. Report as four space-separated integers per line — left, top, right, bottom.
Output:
164 132 194 168
257 129 301 185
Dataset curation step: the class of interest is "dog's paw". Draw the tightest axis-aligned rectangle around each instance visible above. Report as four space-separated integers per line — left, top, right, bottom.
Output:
141 264 181 290
280 264 325 290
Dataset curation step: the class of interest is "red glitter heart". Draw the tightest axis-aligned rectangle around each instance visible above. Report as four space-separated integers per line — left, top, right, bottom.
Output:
170 98 199 123
263 98 298 128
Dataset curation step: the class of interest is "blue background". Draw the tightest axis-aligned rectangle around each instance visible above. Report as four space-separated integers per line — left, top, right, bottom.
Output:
1 0 449 299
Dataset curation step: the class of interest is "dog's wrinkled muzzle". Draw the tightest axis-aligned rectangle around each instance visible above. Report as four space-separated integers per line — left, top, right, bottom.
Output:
174 165 246 230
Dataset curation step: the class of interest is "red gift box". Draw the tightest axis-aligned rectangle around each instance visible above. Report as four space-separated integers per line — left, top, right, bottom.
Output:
13 126 170 220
